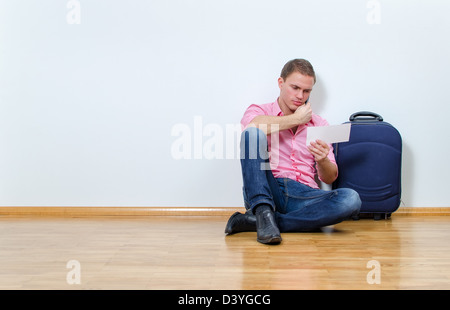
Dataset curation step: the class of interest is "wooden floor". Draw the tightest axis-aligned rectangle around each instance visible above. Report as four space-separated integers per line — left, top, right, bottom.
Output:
1 213 450 290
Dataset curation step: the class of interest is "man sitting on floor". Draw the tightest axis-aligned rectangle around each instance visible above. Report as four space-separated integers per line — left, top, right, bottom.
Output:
225 59 361 245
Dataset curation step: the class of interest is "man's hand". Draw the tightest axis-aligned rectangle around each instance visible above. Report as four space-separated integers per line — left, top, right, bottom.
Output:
308 139 330 163
249 101 312 135
294 102 312 125
308 139 338 184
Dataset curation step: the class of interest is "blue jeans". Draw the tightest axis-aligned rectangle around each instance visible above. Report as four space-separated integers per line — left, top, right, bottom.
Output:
240 127 361 232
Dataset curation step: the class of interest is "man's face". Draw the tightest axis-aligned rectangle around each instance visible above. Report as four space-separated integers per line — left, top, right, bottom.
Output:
278 72 315 115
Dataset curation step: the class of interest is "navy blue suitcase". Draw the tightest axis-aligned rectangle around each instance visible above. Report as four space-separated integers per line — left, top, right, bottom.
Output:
332 112 402 220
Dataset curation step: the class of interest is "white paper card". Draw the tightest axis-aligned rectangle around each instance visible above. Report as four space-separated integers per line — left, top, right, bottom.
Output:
306 123 351 145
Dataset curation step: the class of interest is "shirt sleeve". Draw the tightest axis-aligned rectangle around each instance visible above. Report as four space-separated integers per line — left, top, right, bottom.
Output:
240 104 266 131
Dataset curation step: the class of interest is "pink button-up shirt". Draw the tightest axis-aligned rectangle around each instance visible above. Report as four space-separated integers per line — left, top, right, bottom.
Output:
241 99 338 189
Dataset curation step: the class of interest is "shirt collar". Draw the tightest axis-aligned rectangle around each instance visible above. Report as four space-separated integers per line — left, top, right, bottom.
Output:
273 98 284 116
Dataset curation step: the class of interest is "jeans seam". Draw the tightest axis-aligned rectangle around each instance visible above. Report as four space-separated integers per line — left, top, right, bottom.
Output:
285 193 331 200
283 178 289 212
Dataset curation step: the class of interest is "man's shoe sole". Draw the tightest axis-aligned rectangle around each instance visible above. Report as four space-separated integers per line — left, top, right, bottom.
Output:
224 212 241 235
257 235 282 245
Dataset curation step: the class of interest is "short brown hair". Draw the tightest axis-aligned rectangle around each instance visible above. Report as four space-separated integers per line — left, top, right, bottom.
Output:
280 59 316 83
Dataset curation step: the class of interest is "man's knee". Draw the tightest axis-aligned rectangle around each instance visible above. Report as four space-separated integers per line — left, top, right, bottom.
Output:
241 126 267 143
240 126 268 159
340 188 362 214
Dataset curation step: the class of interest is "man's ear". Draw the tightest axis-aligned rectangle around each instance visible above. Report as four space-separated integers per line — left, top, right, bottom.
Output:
277 77 284 89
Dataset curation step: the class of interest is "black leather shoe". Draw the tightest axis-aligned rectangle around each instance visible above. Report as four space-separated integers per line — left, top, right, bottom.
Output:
225 212 256 235
255 209 282 244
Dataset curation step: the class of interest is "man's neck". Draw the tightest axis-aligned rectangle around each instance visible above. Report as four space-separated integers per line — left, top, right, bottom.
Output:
277 98 293 116
277 98 299 134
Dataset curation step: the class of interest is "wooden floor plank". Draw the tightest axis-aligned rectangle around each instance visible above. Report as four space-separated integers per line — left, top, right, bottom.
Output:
0 215 450 289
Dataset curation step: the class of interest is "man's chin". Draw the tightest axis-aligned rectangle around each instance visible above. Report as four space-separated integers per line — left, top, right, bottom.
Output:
290 104 302 112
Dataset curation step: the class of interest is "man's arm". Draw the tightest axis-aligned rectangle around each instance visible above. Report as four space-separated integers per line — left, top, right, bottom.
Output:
308 140 338 184
249 102 312 135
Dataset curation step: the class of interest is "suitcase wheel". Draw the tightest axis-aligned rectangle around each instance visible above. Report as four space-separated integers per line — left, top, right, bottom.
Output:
373 213 391 220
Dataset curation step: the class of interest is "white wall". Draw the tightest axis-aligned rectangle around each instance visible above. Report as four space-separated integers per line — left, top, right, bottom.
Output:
1 0 449 208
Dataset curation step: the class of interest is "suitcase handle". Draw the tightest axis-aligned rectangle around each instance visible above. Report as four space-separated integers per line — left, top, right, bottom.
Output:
349 111 383 122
